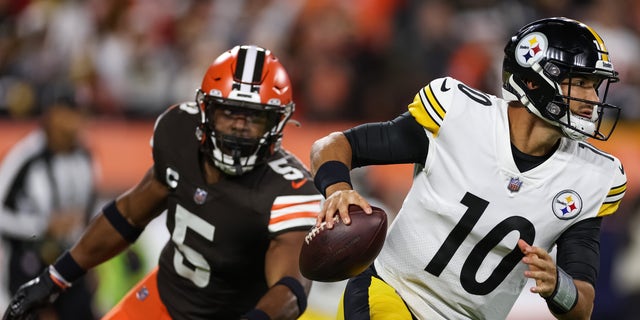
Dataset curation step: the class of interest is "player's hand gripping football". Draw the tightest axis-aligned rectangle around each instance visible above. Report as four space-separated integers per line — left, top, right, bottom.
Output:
317 182 372 229
518 239 557 297
3 268 64 320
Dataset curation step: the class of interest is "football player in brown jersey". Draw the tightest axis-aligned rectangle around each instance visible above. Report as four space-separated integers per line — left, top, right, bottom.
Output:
3 45 322 320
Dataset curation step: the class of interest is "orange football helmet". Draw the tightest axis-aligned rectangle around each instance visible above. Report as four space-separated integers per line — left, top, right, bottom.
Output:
196 45 294 175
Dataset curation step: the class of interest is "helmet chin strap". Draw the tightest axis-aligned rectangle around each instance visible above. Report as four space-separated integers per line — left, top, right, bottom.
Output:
232 149 244 175
560 110 597 141
504 77 558 127
210 140 259 176
505 75 595 141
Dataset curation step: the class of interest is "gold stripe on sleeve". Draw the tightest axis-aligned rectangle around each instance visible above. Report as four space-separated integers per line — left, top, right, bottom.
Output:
408 85 446 136
606 182 626 198
597 200 621 217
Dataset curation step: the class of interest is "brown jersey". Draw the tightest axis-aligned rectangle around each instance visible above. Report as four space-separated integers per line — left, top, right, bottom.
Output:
150 102 322 319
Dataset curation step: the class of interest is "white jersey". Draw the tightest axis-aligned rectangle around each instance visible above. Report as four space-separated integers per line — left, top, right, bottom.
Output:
374 77 627 319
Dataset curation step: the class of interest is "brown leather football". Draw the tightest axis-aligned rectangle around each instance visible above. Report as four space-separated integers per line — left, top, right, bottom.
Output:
299 205 387 282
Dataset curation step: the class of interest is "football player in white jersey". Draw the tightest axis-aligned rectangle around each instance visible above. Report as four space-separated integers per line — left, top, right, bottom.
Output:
310 17 626 319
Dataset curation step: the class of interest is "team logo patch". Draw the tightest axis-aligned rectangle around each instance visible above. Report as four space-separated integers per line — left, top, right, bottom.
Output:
552 190 582 220
194 188 208 205
515 32 548 67
136 286 149 301
507 177 523 192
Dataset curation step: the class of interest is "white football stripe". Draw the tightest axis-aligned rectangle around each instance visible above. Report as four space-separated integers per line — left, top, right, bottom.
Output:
605 193 625 203
419 87 443 127
273 194 324 205
240 46 258 92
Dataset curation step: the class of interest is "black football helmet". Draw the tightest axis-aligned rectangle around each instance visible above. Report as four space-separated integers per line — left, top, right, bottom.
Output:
502 17 620 141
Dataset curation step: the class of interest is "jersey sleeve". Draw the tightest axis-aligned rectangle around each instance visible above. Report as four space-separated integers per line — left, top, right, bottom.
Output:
269 194 323 235
597 156 627 217
408 77 458 137
151 102 202 188
556 217 602 285
344 113 429 167
266 152 323 236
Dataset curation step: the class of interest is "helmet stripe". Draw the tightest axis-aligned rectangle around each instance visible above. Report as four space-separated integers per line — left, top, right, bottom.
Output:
234 46 266 92
234 47 247 80
253 50 265 83
240 47 257 85
581 22 609 62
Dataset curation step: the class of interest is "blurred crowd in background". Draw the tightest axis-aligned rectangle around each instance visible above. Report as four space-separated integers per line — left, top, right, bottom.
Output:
1 0 640 121
1 0 639 319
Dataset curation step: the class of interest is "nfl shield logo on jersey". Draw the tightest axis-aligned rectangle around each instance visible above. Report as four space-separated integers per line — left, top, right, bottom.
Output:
507 177 523 192
136 286 149 301
194 188 208 205
552 190 582 220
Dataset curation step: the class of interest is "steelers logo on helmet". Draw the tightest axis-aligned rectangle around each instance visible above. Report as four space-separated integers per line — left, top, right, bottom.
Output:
515 32 548 67
552 190 582 220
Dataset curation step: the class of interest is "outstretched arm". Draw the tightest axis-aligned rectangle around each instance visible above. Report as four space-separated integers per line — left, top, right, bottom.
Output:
70 167 168 269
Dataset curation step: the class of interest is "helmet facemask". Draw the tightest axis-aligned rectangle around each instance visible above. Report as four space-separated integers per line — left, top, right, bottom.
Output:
197 89 293 176
554 73 619 140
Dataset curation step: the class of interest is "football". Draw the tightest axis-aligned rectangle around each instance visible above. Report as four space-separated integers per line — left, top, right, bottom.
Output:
299 205 387 282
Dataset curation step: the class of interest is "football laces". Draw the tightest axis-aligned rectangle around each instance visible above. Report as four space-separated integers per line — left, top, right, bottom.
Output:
304 215 340 244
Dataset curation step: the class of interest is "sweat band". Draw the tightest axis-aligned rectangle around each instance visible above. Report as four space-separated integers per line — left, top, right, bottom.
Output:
546 266 579 314
242 309 270 320
48 268 70 289
275 276 307 315
103 200 144 243
51 251 86 285
313 161 352 197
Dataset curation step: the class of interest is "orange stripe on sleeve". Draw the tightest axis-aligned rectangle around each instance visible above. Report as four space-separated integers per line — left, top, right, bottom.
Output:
269 211 318 225
272 200 321 211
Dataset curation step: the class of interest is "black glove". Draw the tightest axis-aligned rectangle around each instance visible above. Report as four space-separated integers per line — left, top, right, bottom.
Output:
3 268 64 320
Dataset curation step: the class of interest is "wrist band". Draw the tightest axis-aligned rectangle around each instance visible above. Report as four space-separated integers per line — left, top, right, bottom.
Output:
275 276 307 315
48 266 71 289
103 200 144 243
242 309 270 320
313 161 352 197
51 251 86 285
545 266 579 314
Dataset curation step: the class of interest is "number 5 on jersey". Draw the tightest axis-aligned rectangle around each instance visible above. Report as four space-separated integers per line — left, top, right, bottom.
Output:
173 204 215 288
